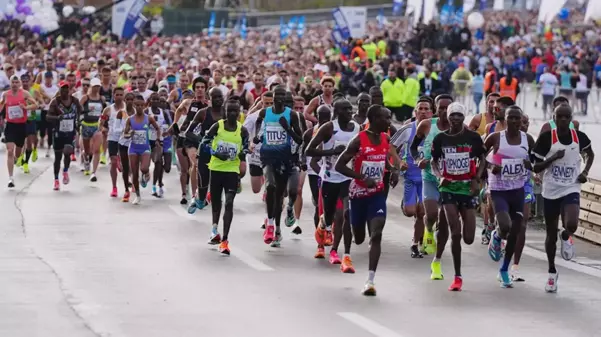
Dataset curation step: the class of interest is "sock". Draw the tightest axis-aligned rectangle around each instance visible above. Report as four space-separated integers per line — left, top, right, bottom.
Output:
561 230 570 241
433 257 441 263
24 149 32 163
268 218 274 226
368 270 375 282
493 231 501 241
63 167 68 172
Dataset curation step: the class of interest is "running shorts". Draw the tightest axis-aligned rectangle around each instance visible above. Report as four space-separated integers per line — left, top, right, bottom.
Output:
108 140 120 157
490 188 525 219
543 193 580 219
422 179 440 202
52 132 76 151
25 120 37 136
4 122 27 147
403 178 423 207
81 124 98 139
350 192 387 228
318 181 345 216
440 191 477 210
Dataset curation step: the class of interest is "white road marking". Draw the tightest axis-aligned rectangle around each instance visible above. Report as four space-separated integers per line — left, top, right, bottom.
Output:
521 246 601 279
337 312 406 337
168 205 274 272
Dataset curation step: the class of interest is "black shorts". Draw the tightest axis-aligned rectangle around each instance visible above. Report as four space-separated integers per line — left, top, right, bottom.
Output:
250 164 263 177
308 174 321 206
321 180 350 212
210 170 239 195
440 191 477 210
4 122 27 147
52 132 76 151
183 140 198 151
108 140 120 157
150 140 156 151
543 193 580 219
26 120 37 136
176 136 185 149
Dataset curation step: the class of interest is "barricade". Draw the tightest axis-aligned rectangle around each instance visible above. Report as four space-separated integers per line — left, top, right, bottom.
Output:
577 178 601 245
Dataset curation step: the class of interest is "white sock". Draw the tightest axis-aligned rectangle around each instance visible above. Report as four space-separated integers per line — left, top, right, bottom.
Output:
368 270 375 282
268 218 275 226
433 257 441 263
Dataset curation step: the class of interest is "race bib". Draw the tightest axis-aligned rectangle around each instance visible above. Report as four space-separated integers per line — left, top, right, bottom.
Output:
416 145 425 160
59 119 74 132
88 102 103 117
216 140 238 160
360 160 385 181
132 130 147 144
444 152 471 176
192 124 203 136
550 163 577 185
501 158 526 180
265 122 287 146
248 152 262 166
7 106 24 120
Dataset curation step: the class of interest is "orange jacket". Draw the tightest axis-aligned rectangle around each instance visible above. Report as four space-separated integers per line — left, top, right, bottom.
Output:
499 77 518 100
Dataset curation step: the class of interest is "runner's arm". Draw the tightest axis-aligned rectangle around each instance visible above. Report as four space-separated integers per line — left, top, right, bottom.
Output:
45 99 60 121
334 135 363 180
167 98 190 135
100 106 111 130
578 131 594 177
23 92 38 110
199 123 218 151
303 97 319 124
123 117 132 137
253 109 265 142
300 128 314 167
240 126 250 161
184 107 207 143
286 110 304 144
305 122 336 157
468 114 481 131
386 135 402 170
531 131 558 173
430 133 443 178
148 115 162 138
410 119 430 160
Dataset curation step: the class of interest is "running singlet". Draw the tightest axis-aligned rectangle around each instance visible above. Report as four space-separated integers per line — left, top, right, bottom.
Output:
5 90 27 124
487 131 529 191
320 119 359 183
260 106 293 163
548 120 575 130
129 115 151 154
184 101 207 144
55 100 77 135
82 97 104 124
149 108 167 142
99 85 113 104
349 131 388 199
107 104 123 142
421 117 441 182
404 121 422 182
208 119 242 174
540 129 582 199
27 88 41 122
432 129 484 195
306 126 319 176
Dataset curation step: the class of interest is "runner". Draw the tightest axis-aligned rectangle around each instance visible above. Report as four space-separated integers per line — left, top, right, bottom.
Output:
117 93 137 202
45 81 83 191
79 78 107 181
538 96 579 134
122 94 162 205
254 85 303 246
483 106 535 288
0 75 38 188
244 91 272 200
39 71 59 158
304 76 335 124
293 95 311 230
100 87 126 197
409 94 453 259
430 102 485 291
146 93 172 198
334 104 401 295
306 99 358 268
21 74 44 173
468 92 499 136
531 104 594 293
200 98 249 254
369 86 384 106
391 97 433 257
99 67 114 165
184 87 225 214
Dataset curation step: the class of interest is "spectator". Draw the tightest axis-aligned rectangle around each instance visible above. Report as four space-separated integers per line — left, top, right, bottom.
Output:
380 67 404 122
471 69 485 114
419 67 441 98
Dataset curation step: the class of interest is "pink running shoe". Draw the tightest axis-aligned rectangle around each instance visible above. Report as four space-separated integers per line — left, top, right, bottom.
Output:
110 187 118 198
62 171 70 185
263 224 275 244
329 250 341 264
53 179 60 191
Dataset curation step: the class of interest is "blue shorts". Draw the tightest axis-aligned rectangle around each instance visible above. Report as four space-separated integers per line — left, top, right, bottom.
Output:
524 180 535 204
25 120 37 136
350 193 387 228
422 179 440 201
81 124 98 139
490 188 525 219
403 178 423 207
163 137 173 153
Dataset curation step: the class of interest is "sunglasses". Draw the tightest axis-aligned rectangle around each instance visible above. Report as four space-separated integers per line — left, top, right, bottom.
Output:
130 76 138 80
82 83 90 86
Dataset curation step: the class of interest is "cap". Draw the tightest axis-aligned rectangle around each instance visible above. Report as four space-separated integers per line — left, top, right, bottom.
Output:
447 102 466 116
44 71 53 78
58 81 69 88
90 78 101 87
158 80 168 89
119 63 133 72
9 75 19 81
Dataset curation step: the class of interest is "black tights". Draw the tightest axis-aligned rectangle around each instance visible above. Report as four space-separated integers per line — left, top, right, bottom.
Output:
53 149 72 179
197 155 210 202
119 146 130 191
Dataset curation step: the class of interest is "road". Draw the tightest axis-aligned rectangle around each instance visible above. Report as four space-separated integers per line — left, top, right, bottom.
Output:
2 150 601 337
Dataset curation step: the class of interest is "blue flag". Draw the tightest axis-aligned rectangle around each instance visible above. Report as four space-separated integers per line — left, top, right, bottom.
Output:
240 12 247 40
393 0 403 15
280 16 287 39
287 16 297 37
377 8 385 29
208 11 216 37
454 7 464 25
480 0 487 10
297 16 305 38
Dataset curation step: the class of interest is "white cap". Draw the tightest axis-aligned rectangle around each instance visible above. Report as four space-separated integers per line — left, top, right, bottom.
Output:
90 78 101 87
447 102 466 116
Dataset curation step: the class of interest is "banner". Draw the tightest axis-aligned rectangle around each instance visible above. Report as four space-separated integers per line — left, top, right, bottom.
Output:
279 16 287 40
112 0 148 39
207 11 216 37
537 0 567 24
240 12 247 40
220 19 226 41
331 6 366 39
393 0 403 15
297 16 305 38
584 0 601 23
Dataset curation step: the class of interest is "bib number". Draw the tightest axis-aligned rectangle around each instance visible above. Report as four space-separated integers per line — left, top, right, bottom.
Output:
501 158 526 180
216 141 238 160
265 123 287 146
132 130 147 145
551 163 577 185
361 160 385 182
192 124 203 136
7 106 24 120
444 152 471 176
88 103 103 117
59 119 74 132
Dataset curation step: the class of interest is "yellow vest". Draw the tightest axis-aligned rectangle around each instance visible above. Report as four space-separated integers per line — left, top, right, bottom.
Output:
208 120 242 173
380 78 404 107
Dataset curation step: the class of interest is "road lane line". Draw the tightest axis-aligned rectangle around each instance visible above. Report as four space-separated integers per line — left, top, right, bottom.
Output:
521 246 601 279
168 205 274 272
337 312 406 337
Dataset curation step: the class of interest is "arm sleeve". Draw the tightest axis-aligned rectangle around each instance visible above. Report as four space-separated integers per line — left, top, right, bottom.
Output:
577 131 592 152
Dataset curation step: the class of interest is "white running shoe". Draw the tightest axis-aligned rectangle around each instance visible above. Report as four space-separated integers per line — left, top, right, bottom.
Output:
560 231 575 261
132 196 141 205
158 187 164 198
545 273 558 293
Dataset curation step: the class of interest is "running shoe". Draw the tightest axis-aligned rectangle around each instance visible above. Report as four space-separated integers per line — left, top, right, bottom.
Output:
208 226 221 245
419 243 427 255
329 250 341 264
187 198 205 214
100 154 107 165
53 179 60 191
110 187 118 198
545 273 558 293
22 163 30 174
122 191 130 203
236 181 242 194
560 231 575 261
90 173 97 182
324 228 333 247
488 230 503 262
271 231 282 247
7 179 14 188
62 171 70 185
291 224 302 235
32 149 38 162
341 255 355 273
180 196 187 205
481 227 490 245
314 247 325 259
70 153 76 161
261 218 267 230
219 240 230 255
45 148 51 158
511 265 525 282
140 173 149 188
410 245 423 258
449 276 463 291
499 270 513 288
15 154 23 167
430 260 443 280
314 226 326 246
423 228 436 255
362 281 376 296
206 192 211 204
132 196 141 205
158 187 164 198
84 162 91 175
263 224 275 244
152 186 158 197
285 206 295 227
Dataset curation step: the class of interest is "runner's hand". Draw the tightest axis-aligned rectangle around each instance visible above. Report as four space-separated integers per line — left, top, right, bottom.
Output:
390 172 399 188
490 164 501 175
400 161 408 171
417 159 428 169
577 171 588 184
333 145 346 155
470 178 479 196
439 178 450 187
553 149 565 160
213 152 229 161
300 163 308 171
362 176 377 188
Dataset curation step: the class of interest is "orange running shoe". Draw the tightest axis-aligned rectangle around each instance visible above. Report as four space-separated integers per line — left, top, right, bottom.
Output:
122 191 130 203
219 240 230 255
449 276 463 291
314 226 326 246
324 230 333 247
314 247 325 259
341 255 355 273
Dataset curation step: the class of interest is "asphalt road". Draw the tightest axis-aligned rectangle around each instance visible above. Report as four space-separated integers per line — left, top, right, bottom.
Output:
2 151 601 337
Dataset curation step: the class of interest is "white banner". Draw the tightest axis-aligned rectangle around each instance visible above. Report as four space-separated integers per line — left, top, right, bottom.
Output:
537 0 566 24
463 0 476 13
337 6 367 38
112 0 148 39
493 0 504 10
585 0 601 23
423 0 435 25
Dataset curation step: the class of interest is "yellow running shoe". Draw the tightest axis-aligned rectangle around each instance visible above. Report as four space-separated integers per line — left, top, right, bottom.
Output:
100 154 107 165
430 260 443 280
31 148 38 162
16 154 24 167
23 163 30 174
423 227 437 255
